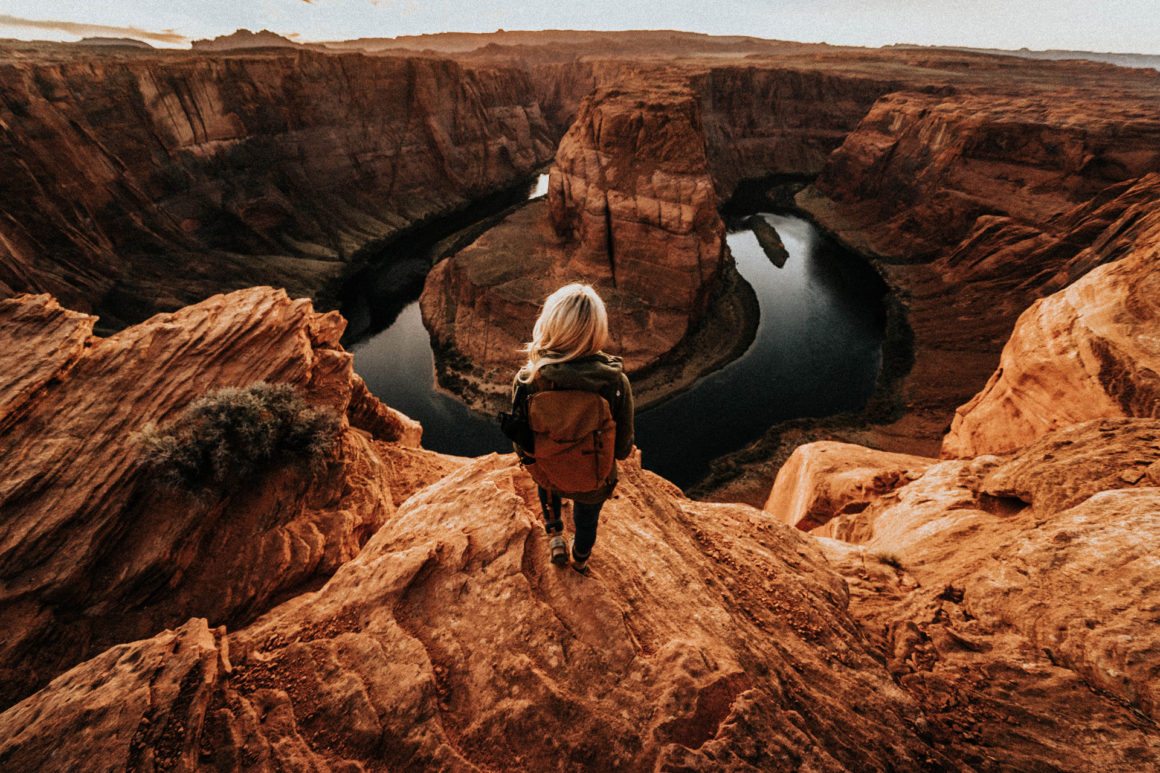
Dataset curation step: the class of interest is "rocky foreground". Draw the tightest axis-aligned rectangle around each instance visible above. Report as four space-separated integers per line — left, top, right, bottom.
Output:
2 178 1159 767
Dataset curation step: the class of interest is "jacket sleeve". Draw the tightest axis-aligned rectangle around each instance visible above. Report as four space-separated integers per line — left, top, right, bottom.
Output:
614 372 634 460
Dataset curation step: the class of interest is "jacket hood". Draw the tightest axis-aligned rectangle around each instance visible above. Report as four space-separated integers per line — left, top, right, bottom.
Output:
537 353 624 391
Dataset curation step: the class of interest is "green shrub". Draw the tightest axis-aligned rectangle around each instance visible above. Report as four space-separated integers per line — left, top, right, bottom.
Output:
139 382 341 491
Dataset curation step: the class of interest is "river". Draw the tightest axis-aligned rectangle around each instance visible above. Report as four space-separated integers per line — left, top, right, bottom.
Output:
348 178 885 489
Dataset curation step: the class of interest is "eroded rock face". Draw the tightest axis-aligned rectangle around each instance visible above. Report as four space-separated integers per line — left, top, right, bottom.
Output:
792 85 1160 457
1 454 955 772
803 92 1160 263
764 442 934 537
0 619 229 772
547 82 725 308
0 51 556 326
941 212 1160 457
693 65 898 199
794 421 1160 769
0 288 461 709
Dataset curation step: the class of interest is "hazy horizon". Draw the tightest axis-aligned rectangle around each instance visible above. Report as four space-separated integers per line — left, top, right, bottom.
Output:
1 1 1158 56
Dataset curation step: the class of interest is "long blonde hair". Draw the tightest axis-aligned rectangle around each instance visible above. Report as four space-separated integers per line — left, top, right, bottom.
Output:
517 283 610 384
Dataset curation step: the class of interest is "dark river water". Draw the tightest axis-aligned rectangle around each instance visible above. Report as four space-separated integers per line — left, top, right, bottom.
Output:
348 181 886 489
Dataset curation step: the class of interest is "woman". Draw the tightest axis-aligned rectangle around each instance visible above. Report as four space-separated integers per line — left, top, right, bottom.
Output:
513 283 634 575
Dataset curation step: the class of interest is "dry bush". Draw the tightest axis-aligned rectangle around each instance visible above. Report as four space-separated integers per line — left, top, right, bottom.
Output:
139 382 341 491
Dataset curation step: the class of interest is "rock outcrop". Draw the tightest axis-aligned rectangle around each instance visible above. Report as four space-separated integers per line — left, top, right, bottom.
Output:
547 82 726 311
770 421 1160 770
420 81 755 412
765 442 934 537
941 179 1160 457
5 435 1160 770
0 287 461 709
0 51 556 326
790 77 1160 457
2 274 1160 767
803 89 1160 263
2 453 958 772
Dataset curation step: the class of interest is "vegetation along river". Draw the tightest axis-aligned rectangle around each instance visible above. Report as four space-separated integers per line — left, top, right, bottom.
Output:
346 177 887 490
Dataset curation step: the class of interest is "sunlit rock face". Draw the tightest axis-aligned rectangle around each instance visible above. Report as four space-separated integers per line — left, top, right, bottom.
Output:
942 177 1160 458
0 52 556 326
0 453 958 772
770 419 1160 770
0 287 461 709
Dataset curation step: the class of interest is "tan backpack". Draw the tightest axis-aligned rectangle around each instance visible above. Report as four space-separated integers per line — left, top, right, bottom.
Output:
525 389 616 496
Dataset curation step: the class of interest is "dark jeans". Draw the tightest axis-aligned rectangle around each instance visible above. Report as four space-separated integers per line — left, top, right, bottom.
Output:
538 486 603 559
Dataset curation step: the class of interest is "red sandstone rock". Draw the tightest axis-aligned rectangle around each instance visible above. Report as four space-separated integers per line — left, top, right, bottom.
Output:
792 88 1160 458
419 81 755 411
802 420 1160 768
1 454 953 771
0 51 556 325
0 619 230 772
764 441 934 537
0 287 461 709
941 209 1160 457
7 431 1160 770
803 92 1160 263
548 81 726 309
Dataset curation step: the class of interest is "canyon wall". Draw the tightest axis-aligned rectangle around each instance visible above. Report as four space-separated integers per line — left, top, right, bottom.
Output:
778 66 1160 461
0 51 556 327
692 65 899 199
0 287 463 709
803 91 1160 262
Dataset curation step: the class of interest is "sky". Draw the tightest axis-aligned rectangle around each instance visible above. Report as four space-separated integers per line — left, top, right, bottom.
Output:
1 0 1157 55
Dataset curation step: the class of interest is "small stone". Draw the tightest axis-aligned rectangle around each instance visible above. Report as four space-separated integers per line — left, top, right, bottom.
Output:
1120 469 1146 485
1147 461 1160 486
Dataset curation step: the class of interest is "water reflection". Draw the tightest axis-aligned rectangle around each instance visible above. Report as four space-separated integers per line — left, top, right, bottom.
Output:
348 212 886 486
633 214 885 486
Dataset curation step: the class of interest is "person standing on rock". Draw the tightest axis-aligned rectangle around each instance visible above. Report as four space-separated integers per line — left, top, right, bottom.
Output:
510 283 634 575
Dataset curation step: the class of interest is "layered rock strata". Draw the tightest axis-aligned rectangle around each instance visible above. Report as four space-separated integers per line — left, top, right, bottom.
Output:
790 86 1160 458
0 287 461 709
0 51 556 326
942 178 1160 457
802 92 1160 261
763 420 1160 770
420 81 752 412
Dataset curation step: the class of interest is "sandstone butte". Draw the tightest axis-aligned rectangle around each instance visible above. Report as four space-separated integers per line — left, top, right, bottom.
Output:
2 34 1160 771
419 80 757 413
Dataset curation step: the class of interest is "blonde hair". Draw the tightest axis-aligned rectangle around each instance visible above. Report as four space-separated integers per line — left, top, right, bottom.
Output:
517 283 610 384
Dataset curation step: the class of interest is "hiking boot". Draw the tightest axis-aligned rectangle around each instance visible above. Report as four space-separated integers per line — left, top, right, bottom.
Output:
548 533 568 566
569 538 590 575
